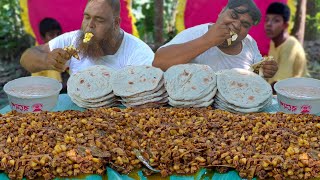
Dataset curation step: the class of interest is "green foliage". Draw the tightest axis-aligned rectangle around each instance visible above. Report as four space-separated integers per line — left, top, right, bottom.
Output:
305 0 320 40
0 0 33 60
132 0 178 44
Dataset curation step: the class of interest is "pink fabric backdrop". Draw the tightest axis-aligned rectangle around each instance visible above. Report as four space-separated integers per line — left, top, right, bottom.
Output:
184 0 287 56
27 0 133 44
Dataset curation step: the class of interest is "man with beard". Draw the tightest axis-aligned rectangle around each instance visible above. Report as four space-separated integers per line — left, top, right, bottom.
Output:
20 0 154 75
264 2 308 85
153 0 278 78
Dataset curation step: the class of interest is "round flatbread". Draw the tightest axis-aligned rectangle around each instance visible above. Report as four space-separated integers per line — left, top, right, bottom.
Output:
215 96 272 113
71 96 117 108
111 66 164 97
122 96 168 107
67 65 114 100
164 64 217 101
168 87 217 106
80 93 115 103
217 69 272 108
121 88 167 103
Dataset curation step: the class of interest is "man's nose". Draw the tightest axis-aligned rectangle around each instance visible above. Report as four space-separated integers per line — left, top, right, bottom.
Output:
232 20 241 32
88 19 95 29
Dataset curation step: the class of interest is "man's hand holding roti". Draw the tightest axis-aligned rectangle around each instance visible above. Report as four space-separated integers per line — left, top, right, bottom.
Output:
45 48 74 72
202 10 237 47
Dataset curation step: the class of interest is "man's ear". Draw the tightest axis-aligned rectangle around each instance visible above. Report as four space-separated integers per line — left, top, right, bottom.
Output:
114 16 121 29
284 21 289 29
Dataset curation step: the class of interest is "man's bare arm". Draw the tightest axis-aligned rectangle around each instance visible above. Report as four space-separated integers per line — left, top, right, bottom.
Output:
153 11 235 71
20 43 72 73
153 36 214 71
20 44 50 73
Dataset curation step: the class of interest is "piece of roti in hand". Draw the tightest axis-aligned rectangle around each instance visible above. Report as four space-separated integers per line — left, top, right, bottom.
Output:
227 31 238 46
249 56 274 76
63 45 80 60
83 32 94 43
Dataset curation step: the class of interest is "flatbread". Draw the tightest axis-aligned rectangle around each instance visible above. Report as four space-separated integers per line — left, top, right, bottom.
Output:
215 96 272 113
168 87 217 106
164 64 217 101
67 65 114 100
249 56 274 75
122 96 168 107
217 69 272 108
121 89 167 103
112 66 164 97
79 93 115 103
169 99 214 108
71 96 117 108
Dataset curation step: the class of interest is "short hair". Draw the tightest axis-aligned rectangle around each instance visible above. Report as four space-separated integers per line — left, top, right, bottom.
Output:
39 18 62 38
88 0 120 17
227 0 261 25
266 2 290 22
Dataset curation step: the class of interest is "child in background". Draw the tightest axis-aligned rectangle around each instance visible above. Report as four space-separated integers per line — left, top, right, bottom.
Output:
264 2 308 86
32 18 68 93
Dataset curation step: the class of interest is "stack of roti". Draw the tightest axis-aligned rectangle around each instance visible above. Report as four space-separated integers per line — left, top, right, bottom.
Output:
164 64 217 108
214 69 272 113
111 66 168 108
67 65 118 108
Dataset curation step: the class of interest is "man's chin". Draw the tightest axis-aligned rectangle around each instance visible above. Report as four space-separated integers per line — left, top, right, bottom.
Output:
218 41 229 48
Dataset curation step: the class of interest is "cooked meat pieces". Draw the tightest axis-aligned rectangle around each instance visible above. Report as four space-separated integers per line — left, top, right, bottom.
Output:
0 108 319 179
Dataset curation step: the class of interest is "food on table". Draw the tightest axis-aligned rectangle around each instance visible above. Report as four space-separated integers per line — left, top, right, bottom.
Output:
83 32 94 43
214 69 272 113
63 45 80 60
164 64 217 107
111 65 168 108
67 65 118 108
0 108 319 180
133 149 160 172
277 86 320 99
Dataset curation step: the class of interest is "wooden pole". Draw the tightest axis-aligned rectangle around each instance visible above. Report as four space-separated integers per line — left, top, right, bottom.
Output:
154 0 164 51
291 0 307 45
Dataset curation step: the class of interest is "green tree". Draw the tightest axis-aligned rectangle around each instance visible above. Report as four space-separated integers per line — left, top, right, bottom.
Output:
305 0 320 40
0 0 33 108
132 0 177 49
0 0 34 61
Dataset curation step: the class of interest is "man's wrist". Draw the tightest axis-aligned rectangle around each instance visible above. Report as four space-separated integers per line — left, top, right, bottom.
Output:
199 35 218 49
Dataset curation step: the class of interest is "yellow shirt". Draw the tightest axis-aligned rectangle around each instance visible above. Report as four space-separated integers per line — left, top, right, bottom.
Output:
267 36 308 84
32 70 62 82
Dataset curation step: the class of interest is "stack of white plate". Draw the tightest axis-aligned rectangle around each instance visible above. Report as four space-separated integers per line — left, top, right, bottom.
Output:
67 65 118 108
214 69 272 113
164 64 217 108
111 66 168 108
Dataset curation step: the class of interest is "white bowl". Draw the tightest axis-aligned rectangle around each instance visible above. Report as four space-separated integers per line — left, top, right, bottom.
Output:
274 77 320 115
3 76 62 113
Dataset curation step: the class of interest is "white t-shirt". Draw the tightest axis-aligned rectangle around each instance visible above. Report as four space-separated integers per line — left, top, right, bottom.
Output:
49 30 154 74
161 23 262 72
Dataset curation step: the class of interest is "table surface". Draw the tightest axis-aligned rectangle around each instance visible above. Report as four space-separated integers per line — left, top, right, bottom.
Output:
0 94 280 114
0 94 280 180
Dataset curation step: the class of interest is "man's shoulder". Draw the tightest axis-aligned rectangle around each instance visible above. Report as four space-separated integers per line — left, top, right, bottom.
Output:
286 36 302 46
243 34 256 43
183 23 211 33
281 36 304 51
122 31 154 54
123 31 148 46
